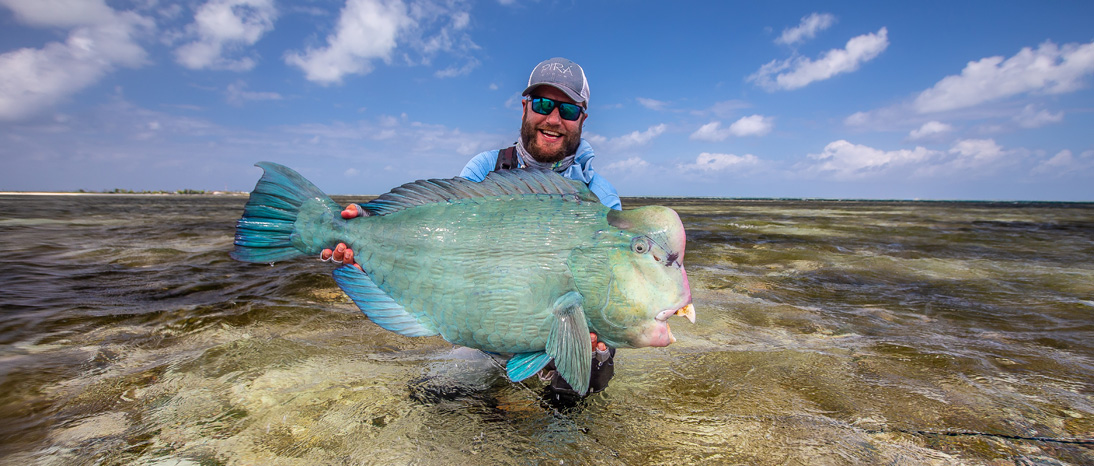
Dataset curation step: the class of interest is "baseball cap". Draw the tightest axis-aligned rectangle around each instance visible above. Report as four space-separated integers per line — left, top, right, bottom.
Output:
521 57 590 105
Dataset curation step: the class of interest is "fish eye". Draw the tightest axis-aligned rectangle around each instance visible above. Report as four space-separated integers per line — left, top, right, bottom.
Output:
631 237 651 254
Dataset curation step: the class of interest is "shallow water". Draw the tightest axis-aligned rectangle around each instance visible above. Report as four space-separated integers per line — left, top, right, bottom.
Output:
0 194 1091 465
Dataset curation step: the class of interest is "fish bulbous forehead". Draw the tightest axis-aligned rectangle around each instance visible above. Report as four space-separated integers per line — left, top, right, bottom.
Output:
607 206 686 256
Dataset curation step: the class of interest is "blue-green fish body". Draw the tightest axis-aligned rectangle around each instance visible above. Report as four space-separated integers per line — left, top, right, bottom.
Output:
232 162 694 394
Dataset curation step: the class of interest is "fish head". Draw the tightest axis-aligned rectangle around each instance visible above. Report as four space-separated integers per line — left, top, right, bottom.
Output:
588 205 694 348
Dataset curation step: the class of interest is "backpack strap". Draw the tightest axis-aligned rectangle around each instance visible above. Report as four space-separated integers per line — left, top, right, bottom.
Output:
494 145 519 171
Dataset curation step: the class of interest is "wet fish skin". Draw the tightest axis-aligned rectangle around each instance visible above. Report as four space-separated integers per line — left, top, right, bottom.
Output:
231 162 693 395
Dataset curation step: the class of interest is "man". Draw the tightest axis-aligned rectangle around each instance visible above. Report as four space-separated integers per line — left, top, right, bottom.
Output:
322 57 620 397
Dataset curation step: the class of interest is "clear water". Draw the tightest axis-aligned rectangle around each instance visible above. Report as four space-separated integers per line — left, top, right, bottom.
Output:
0 194 1091 465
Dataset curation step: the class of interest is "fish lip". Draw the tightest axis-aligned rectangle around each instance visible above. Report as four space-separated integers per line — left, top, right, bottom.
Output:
655 302 696 324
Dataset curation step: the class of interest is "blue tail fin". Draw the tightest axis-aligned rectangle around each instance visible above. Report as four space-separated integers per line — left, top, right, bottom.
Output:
230 162 343 263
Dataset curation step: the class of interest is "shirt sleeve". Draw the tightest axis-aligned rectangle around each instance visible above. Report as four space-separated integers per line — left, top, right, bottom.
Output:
459 150 499 182
588 173 622 211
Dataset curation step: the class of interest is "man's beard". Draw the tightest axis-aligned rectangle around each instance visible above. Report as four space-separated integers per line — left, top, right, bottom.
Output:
520 119 582 164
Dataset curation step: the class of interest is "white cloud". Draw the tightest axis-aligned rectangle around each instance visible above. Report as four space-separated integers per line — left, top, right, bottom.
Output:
908 121 953 141
636 97 669 111
749 28 889 91
285 0 412 84
587 124 666 152
435 58 479 78
803 138 1031 180
805 140 938 179
946 138 1009 170
914 40 1094 113
0 0 116 26
174 0 278 71
690 121 729 142
690 115 773 141
225 80 282 106
775 12 836 46
1014 104 1064 128
1033 149 1094 176
0 0 153 121
601 156 650 173
728 114 774 137
285 0 477 84
677 152 760 173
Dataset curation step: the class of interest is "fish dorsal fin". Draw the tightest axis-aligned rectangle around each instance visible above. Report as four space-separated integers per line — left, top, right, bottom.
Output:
363 169 601 216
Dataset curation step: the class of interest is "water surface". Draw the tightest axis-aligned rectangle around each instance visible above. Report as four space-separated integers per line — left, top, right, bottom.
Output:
0 194 1091 465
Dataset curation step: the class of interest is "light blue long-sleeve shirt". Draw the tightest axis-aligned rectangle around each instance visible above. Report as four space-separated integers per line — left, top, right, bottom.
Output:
458 139 622 211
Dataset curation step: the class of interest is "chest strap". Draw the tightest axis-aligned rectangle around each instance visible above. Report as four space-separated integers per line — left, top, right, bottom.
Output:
494 145 519 171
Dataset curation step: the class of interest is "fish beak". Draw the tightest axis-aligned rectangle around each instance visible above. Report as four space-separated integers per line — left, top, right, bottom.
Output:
674 303 696 323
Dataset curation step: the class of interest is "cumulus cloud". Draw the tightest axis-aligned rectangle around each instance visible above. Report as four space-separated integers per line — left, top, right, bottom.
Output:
690 115 773 141
587 124 666 152
775 12 836 46
805 140 938 179
914 40 1094 113
946 138 1009 170
1033 149 1094 176
908 121 954 141
690 122 728 142
0 0 153 121
174 0 278 71
285 0 477 84
677 152 760 173
729 114 774 137
285 0 410 83
1014 104 1064 128
802 138 1032 179
749 28 889 91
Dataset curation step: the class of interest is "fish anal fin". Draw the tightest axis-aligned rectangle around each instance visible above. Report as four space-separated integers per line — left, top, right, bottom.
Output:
546 291 592 395
506 351 553 382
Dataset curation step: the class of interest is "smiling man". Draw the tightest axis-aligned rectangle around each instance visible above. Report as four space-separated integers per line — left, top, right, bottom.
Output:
459 57 621 211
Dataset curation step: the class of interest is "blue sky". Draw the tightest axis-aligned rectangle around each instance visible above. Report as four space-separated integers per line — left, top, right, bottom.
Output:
1 1 1093 200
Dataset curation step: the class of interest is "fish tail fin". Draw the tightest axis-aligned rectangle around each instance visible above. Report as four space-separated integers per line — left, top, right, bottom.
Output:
230 162 344 263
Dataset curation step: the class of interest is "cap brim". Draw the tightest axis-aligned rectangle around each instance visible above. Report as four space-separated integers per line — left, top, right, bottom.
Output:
522 84 585 104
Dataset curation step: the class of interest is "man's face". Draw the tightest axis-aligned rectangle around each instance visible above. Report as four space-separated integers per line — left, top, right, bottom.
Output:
520 86 586 164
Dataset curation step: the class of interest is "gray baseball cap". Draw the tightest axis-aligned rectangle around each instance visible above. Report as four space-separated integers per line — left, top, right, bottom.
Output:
522 57 590 105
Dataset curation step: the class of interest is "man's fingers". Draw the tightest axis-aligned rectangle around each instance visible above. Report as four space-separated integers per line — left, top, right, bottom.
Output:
341 204 359 219
320 248 333 261
343 248 355 265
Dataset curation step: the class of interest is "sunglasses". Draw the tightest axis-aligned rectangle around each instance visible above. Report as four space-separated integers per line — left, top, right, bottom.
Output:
529 96 585 121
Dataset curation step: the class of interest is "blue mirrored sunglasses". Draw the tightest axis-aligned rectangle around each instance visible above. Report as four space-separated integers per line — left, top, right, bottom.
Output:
529 96 585 121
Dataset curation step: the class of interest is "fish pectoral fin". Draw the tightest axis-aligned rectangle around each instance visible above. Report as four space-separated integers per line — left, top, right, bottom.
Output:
546 291 593 396
506 351 552 382
332 265 437 337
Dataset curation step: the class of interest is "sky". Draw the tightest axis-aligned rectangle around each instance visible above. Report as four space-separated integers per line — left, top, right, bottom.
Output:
1 1 1093 201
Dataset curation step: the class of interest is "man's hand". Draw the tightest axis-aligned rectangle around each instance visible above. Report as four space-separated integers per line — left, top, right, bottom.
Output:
320 242 363 271
590 332 608 352
340 203 361 219
320 204 364 271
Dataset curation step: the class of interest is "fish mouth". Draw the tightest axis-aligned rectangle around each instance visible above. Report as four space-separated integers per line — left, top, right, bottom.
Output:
657 303 696 324
645 302 696 347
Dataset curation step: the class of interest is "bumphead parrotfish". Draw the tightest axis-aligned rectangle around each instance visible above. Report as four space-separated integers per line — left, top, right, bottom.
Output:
231 162 694 395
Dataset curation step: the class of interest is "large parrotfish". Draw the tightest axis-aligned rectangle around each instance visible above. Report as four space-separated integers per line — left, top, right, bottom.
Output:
231 162 694 395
